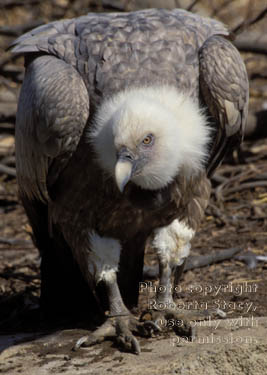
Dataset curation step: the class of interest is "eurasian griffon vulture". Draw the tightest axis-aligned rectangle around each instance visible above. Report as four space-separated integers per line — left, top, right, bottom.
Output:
12 8 249 354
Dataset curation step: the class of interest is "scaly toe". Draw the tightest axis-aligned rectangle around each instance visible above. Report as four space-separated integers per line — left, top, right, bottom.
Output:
116 333 141 354
72 319 116 351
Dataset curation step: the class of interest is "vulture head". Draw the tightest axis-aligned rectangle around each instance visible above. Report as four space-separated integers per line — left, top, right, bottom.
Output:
90 86 211 192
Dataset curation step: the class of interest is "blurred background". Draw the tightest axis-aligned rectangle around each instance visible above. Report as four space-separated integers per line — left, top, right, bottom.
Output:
0 0 266 333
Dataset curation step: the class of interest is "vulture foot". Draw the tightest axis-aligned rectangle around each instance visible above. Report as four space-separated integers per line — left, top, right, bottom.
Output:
73 314 161 354
140 307 226 339
140 308 195 340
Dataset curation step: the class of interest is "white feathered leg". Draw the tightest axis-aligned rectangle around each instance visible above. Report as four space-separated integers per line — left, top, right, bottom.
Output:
140 220 196 339
152 219 194 307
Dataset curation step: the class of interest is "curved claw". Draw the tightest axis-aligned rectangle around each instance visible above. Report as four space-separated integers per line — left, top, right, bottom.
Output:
72 336 90 351
130 336 141 355
115 317 141 354
72 334 104 351
117 334 141 355
189 326 196 341
213 308 227 318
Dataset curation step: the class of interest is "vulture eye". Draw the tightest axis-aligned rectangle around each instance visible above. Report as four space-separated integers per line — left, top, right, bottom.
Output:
142 134 154 145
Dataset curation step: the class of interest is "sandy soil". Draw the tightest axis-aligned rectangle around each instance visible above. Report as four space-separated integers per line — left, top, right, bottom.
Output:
0 318 267 374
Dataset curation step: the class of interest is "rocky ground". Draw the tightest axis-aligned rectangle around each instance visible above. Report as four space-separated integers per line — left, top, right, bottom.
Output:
0 1 267 374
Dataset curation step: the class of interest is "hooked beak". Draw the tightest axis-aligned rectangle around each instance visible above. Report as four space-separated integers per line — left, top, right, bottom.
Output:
115 148 135 193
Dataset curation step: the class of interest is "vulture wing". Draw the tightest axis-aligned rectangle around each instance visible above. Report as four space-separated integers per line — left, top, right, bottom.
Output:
13 24 91 319
199 35 249 176
12 18 90 203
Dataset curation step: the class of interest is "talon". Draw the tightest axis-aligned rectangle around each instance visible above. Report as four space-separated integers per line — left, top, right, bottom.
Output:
131 336 141 355
72 336 89 351
118 334 140 355
189 326 196 341
214 308 227 318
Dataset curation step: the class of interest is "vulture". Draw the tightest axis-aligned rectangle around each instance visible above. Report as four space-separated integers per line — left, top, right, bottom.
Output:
12 8 249 354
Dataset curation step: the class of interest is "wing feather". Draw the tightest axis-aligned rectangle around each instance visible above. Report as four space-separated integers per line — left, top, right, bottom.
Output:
15 55 89 202
199 35 249 176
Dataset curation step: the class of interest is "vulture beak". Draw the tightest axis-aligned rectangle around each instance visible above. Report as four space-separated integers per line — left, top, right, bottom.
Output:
115 148 135 193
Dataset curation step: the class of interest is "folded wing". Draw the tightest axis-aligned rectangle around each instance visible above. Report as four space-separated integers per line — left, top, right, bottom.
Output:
199 35 249 176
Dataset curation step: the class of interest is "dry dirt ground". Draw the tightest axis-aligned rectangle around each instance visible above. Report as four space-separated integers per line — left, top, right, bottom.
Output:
0 1 267 374
0 318 267 375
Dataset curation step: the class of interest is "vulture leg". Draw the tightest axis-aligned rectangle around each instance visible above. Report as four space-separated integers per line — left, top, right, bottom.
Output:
140 219 196 339
173 261 186 300
142 218 226 335
153 219 194 306
73 234 159 354
155 257 186 305
156 256 177 306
